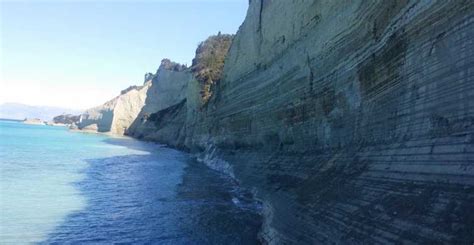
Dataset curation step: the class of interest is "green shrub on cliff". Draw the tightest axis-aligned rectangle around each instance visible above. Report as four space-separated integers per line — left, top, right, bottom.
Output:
191 33 234 105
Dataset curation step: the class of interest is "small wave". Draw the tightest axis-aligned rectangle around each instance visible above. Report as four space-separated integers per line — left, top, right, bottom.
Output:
195 144 236 179
195 143 263 214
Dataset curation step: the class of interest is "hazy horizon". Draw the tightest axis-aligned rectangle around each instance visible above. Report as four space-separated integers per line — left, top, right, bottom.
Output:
0 0 248 110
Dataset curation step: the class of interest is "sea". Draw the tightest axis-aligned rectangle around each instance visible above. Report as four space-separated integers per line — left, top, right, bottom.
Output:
0 119 262 244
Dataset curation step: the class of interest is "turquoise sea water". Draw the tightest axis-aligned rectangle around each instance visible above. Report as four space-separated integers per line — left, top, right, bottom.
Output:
0 120 261 244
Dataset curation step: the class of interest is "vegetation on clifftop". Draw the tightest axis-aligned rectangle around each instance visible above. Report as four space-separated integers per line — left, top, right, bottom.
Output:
191 33 234 106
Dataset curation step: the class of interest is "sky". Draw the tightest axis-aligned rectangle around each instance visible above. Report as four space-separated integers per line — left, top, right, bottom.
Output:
0 0 248 110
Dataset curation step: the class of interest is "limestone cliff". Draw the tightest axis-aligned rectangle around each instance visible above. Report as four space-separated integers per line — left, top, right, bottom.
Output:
183 1 474 243
126 35 234 148
126 59 191 147
78 81 150 135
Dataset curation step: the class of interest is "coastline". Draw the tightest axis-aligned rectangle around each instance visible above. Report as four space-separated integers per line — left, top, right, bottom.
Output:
1 120 263 243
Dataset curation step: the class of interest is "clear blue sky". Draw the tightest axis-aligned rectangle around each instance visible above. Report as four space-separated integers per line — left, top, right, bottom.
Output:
0 0 248 109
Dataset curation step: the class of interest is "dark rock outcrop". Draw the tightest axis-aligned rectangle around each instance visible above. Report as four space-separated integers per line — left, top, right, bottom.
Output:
53 114 80 125
134 99 188 147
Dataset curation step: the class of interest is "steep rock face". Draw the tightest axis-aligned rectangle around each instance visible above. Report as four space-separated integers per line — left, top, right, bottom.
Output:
78 82 150 135
185 34 235 150
186 0 474 243
126 59 191 147
134 60 189 116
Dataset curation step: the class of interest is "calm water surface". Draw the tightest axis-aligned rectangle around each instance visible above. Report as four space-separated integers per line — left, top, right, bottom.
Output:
0 120 261 244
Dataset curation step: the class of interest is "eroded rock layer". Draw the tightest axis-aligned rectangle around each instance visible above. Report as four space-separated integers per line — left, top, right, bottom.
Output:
185 1 474 243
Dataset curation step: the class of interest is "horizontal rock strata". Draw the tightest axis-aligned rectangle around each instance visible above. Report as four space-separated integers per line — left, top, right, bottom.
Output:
185 0 474 243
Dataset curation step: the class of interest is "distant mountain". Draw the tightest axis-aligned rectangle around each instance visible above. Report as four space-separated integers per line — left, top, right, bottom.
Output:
0 103 83 121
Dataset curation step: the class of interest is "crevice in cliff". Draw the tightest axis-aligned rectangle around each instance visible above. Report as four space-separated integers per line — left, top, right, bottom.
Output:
257 0 263 32
257 0 264 56
306 54 314 94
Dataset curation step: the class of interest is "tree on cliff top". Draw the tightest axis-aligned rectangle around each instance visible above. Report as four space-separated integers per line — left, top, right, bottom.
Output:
160 58 187 72
191 33 234 106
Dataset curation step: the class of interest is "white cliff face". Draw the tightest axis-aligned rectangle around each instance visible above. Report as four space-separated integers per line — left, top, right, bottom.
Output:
78 99 115 132
78 81 151 135
109 84 150 135
139 68 190 115
126 63 192 145
76 59 191 139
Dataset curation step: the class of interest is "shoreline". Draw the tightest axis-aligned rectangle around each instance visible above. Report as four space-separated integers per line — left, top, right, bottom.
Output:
70 126 268 242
